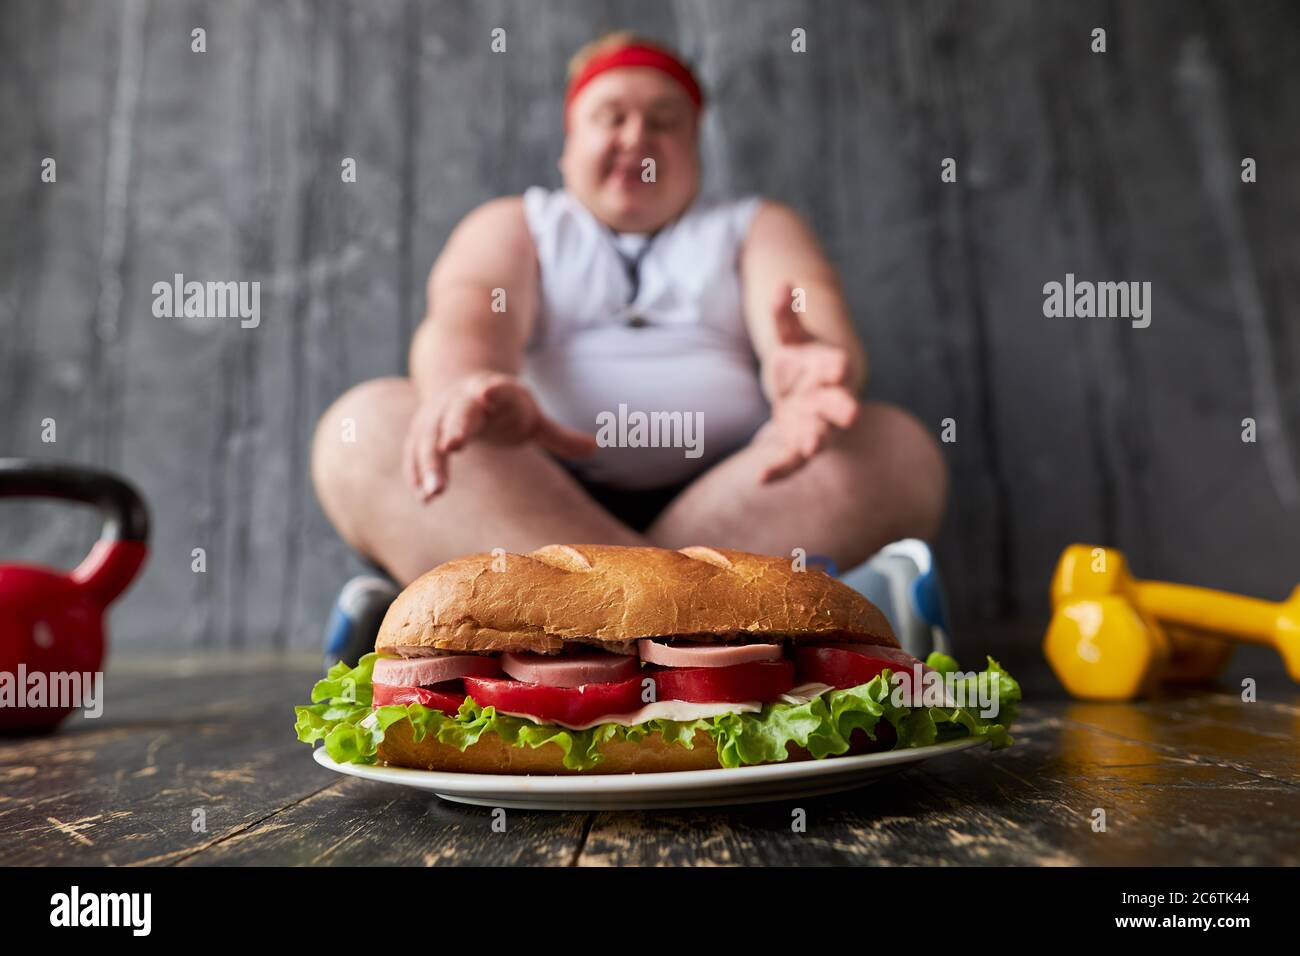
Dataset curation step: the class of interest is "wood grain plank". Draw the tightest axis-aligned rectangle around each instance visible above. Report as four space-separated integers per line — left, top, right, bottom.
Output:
0 0 125 571
3 661 1298 866
2 0 1299 650
0 664 329 866
575 704 1300 866
180 776 589 866
1054 695 1300 786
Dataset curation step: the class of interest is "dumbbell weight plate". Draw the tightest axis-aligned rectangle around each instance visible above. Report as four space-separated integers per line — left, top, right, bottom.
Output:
1044 596 1172 701
1159 623 1235 683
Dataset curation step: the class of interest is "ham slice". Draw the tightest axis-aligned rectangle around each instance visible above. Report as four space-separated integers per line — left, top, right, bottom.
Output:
638 639 784 667
499 651 640 688
372 654 501 687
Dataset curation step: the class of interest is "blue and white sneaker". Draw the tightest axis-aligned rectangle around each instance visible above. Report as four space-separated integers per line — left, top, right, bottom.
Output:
830 540 953 661
323 575 400 672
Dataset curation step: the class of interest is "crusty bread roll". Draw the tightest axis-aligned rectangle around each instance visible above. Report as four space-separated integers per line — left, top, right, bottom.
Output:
379 719 725 774
378 716 889 775
372 544 899 774
376 544 897 655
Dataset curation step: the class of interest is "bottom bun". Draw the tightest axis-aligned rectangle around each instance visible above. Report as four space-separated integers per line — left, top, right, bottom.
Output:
376 717 887 775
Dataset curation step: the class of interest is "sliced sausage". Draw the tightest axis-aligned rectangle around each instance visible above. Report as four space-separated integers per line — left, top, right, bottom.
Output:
638 640 784 668
500 651 641 688
372 654 501 688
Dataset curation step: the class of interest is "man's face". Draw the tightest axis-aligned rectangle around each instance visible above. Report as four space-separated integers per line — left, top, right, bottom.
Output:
559 67 701 233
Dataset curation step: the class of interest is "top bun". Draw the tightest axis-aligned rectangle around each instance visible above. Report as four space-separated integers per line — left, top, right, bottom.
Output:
376 544 898 655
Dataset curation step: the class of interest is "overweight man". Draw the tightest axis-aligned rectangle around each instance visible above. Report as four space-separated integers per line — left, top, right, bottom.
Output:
311 33 946 629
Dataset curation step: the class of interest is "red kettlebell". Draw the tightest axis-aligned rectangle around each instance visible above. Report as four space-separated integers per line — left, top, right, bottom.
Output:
0 459 149 734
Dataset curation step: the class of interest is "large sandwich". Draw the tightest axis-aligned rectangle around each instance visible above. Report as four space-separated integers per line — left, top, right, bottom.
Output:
296 545 1019 774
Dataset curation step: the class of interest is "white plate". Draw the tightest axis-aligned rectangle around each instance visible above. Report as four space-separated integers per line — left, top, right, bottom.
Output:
311 737 986 810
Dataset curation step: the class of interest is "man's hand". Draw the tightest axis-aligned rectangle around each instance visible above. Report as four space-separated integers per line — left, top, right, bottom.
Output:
403 372 597 501
753 283 860 483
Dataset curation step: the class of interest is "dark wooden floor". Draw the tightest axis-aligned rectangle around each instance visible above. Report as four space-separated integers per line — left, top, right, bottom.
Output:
2 640 1295 866
4 1 1300 651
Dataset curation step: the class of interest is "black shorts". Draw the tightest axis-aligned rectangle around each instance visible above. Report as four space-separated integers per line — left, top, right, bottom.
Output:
357 476 688 581
577 479 688 533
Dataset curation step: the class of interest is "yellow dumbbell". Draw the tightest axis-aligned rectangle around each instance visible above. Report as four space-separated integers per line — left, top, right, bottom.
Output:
1045 544 1300 700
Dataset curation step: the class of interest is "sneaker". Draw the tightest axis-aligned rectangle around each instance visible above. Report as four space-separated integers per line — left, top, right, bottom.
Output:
835 540 953 661
323 575 399 672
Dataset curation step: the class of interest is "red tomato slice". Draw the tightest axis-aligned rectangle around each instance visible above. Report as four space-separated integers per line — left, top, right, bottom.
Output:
793 645 923 691
373 681 467 714
649 660 795 704
462 675 645 726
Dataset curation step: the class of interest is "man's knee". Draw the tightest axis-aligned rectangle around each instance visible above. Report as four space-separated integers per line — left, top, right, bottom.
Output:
312 377 415 537
837 401 948 541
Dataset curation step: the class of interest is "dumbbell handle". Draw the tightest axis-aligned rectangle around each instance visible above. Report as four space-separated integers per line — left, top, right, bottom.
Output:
1135 582 1299 669
1136 583 1284 641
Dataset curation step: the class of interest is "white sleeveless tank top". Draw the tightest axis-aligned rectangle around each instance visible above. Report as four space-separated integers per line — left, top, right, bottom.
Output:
521 186 770 489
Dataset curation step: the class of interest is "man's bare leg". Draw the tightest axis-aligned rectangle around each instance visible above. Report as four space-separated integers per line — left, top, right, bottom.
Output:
312 377 646 584
645 402 947 571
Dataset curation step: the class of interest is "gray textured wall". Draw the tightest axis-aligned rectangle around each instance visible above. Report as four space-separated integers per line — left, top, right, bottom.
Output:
2 0 1298 652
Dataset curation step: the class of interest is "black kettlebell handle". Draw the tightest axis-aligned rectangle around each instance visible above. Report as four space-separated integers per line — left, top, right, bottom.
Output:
0 459 150 543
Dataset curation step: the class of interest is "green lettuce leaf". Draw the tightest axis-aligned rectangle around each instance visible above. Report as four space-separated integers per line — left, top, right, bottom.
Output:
294 652 1022 772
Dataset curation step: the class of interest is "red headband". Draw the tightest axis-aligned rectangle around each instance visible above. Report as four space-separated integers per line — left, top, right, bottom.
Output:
565 43 705 119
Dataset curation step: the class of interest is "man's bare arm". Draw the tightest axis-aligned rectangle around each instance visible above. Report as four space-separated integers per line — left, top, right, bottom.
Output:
409 196 538 393
405 197 536 498
738 201 867 392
